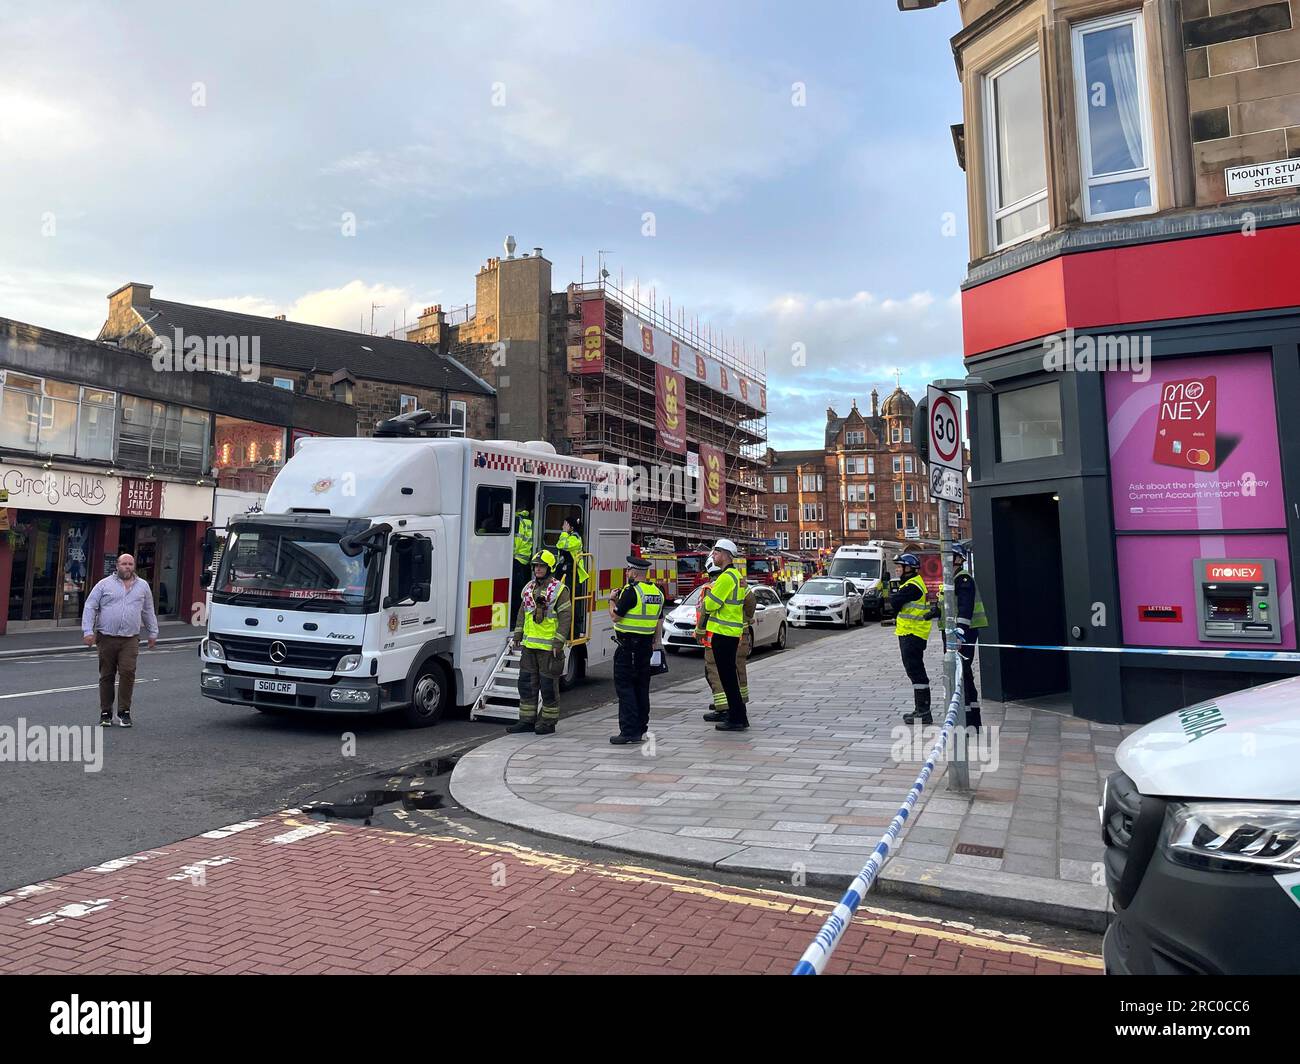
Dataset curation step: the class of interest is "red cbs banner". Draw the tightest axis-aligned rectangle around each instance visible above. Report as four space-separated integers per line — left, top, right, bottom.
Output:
577 298 605 374
700 442 726 525
656 363 687 454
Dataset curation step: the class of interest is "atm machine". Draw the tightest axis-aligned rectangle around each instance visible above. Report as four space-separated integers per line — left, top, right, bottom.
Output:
1193 558 1281 644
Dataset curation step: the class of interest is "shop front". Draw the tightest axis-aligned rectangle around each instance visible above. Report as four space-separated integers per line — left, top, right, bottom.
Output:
0 462 213 635
966 257 1300 724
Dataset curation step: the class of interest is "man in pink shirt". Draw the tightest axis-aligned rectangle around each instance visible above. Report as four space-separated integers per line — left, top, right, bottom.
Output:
82 554 159 727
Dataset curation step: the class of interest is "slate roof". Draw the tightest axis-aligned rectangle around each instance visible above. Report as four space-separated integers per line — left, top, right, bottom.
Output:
135 299 494 395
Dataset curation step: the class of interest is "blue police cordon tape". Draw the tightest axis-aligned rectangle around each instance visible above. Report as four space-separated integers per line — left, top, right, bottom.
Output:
978 641 1300 662
791 666 966 976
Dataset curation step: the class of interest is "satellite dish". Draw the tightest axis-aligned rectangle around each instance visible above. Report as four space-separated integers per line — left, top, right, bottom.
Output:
504 235 517 258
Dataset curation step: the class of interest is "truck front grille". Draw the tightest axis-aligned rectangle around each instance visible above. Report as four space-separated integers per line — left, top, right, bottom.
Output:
220 634 352 672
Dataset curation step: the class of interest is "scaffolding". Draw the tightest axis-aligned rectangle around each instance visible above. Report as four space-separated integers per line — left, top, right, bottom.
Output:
566 280 768 549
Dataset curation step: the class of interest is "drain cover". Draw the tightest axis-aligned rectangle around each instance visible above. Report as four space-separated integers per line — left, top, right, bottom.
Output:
953 842 1004 859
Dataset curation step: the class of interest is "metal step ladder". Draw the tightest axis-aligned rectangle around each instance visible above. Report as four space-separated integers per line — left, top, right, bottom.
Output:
471 638 526 722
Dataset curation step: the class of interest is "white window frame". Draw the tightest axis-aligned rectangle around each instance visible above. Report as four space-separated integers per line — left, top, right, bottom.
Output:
904 456 913 473
399 393 419 416
983 43 1050 251
448 399 468 437
777 531 789 550
772 475 787 493
773 503 788 523
272 377 294 391
1071 9 1156 223
867 456 874 474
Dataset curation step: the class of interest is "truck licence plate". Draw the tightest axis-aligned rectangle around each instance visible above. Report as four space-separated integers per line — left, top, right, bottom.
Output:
255 679 297 695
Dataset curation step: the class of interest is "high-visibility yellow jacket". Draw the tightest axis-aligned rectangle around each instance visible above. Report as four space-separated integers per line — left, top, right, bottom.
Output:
894 574 933 639
513 516 534 565
555 530 589 584
614 581 664 635
702 565 746 638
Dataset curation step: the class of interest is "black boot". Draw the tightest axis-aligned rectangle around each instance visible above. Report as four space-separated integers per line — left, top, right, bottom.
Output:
702 710 726 722
506 719 535 733
902 688 932 726
534 719 556 736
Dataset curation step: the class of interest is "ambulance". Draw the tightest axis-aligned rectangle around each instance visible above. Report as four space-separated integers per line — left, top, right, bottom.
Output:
198 429 632 726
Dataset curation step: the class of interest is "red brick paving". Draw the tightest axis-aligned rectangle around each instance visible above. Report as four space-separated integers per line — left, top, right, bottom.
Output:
0 813 1100 975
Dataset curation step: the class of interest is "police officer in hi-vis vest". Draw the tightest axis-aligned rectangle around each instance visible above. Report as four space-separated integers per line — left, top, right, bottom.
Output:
608 554 665 745
699 538 749 731
890 553 939 726
951 544 988 732
507 549 572 737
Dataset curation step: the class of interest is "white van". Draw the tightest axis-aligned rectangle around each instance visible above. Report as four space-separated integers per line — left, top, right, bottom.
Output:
1102 676 1300 974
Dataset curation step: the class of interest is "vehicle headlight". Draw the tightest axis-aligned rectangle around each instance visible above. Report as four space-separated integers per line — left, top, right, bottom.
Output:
1164 802 1300 872
202 638 225 660
336 653 362 673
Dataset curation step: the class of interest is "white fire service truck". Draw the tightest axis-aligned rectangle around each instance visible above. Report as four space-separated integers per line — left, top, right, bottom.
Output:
198 431 632 726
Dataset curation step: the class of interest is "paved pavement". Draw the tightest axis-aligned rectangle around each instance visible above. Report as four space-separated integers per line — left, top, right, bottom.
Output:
452 624 1138 930
0 810 1099 975
0 620 201 658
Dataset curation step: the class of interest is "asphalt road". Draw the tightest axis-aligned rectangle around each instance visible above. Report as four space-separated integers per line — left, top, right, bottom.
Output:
0 620 847 890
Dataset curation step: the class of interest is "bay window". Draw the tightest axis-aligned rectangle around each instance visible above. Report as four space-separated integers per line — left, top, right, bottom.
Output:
984 45 1049 249
1072 10 1155 221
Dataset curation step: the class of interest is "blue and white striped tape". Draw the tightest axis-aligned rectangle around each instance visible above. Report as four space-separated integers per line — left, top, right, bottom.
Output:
978 641 1300 662
791 670 965 976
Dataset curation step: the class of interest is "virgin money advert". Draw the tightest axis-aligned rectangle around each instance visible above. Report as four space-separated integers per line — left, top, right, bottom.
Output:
1105 352 1283 531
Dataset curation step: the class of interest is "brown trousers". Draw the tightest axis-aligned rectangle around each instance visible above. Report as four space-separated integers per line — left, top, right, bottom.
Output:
97 634 140 713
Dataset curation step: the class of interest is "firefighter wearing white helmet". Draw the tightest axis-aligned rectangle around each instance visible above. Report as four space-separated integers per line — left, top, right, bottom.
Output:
507 549 571 736
699 538 749 730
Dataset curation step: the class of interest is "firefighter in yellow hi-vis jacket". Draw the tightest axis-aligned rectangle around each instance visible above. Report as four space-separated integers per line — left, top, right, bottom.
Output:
507 550 571 737
699 557 756 719
699 538 749 731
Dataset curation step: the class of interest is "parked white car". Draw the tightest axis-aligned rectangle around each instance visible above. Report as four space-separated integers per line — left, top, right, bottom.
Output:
663 584 788 653
786 577 865 629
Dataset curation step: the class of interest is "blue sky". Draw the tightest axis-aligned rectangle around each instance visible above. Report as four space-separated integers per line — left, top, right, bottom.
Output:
0 0 968 448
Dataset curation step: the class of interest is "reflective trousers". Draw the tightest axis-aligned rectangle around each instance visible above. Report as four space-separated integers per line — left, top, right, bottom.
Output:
705 630 750 706
517 646 562 723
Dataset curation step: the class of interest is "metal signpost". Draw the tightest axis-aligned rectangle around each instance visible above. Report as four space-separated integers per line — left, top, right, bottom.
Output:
927 385 969 792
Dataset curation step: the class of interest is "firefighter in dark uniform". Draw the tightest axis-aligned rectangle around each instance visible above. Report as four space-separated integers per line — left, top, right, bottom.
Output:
951 543 987 731
608 554 665 745
507 549 571 737
890 552 938 725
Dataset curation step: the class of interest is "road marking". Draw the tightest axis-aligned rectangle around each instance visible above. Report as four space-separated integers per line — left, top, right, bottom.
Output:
28 898 113 926
0 679 160 701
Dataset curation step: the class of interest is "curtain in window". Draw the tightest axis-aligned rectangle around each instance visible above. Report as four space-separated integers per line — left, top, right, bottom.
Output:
1105 28 1142 171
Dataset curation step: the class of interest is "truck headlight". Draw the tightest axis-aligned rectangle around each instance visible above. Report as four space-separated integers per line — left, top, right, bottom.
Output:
201 638 225 661
336 653 362 673
1164 802 1300 872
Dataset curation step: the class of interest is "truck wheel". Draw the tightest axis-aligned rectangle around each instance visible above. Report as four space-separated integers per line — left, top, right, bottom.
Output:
559 646 586 692
402 662 449 728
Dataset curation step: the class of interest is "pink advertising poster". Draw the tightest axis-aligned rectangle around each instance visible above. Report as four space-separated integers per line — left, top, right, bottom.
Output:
1116 533 1295 649
1104 352 1284 531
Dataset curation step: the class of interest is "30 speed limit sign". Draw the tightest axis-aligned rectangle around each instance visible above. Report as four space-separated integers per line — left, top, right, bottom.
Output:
927 386 962 472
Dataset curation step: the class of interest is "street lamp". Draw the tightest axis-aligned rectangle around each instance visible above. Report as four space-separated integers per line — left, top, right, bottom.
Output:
896 0 947 9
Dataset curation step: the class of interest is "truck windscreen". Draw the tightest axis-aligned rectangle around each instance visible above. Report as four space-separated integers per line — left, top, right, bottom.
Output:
828 558 881 581
212 524 382 613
